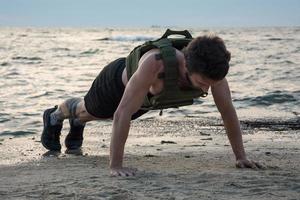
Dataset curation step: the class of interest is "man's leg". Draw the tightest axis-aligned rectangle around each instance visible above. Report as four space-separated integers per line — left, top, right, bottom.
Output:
42 98 97 151
50 98 96 126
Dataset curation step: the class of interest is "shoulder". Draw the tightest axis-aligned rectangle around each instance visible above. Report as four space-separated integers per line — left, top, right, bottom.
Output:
137 47 184 76
140 47 184 66
138 49 164 75
211 78 231 98
211 78 229 90
175 48 185 66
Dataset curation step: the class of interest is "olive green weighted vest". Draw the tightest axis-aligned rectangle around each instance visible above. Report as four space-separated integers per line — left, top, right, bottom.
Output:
126 29 207 110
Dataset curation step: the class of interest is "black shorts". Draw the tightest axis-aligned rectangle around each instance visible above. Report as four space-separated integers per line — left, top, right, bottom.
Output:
84 58 148 120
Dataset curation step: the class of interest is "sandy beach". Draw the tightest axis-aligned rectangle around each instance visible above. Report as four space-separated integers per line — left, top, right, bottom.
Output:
0 117 299 200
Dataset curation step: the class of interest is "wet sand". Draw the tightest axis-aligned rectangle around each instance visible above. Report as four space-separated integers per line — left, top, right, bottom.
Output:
0 117 299 199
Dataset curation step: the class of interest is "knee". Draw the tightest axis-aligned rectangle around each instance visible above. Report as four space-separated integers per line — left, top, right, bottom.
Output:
77 102 98 123
64 97 82 118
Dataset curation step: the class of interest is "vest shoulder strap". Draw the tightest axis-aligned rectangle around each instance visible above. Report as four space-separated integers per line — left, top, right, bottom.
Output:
152 38 178 89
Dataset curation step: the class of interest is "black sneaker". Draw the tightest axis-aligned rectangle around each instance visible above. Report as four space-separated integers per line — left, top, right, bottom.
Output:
65 119 84 150
41 106 62 151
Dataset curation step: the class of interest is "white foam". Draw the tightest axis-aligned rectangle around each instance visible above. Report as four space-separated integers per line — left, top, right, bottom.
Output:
110 35 156 41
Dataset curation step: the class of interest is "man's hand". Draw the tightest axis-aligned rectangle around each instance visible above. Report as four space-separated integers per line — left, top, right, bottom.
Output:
236 159 265 169
110 167 138 177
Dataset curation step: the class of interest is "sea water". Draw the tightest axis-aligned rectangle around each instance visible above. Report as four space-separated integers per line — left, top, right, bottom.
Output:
0 27 299 136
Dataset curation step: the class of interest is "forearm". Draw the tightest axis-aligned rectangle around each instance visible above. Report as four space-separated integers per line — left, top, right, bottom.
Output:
221 109 246 160
110 113 131 169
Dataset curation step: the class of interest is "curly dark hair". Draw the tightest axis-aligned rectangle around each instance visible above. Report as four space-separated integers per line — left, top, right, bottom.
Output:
183 35 231 80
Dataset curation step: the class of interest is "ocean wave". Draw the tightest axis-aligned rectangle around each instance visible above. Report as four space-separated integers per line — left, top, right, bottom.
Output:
11 56 43 64
12 56 43 61
268 38 283 41
266 59 296 64
292 47 300 53
0 118 10 123
80 49 100 55
266 38 294 41
0 112 10 123
18 34 27 37
95 35 156 42
0 62 10 66
234 91 298 106
3 71 20 77
279 60 295 64
51 47 70 51
0 130 36 137
27 91 50 99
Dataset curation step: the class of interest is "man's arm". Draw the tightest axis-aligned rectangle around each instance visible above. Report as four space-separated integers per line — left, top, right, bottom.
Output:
110 52 162 176
211 78 263 169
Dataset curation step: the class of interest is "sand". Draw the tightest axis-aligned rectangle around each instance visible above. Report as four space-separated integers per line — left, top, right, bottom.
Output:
0 117 299 200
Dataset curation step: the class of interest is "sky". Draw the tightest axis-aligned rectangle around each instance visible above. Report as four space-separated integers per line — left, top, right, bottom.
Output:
0 0 300 27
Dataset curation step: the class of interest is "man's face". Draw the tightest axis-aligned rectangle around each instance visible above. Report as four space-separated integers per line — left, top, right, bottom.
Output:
189 73 219 93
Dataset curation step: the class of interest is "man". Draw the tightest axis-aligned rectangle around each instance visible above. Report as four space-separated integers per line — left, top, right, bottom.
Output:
42 30 263 176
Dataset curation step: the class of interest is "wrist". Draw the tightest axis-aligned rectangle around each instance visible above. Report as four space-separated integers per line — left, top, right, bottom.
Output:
110 160 123 169
235 154 247 161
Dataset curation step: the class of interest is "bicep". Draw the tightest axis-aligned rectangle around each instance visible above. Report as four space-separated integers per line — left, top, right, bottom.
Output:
117 73 151 115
